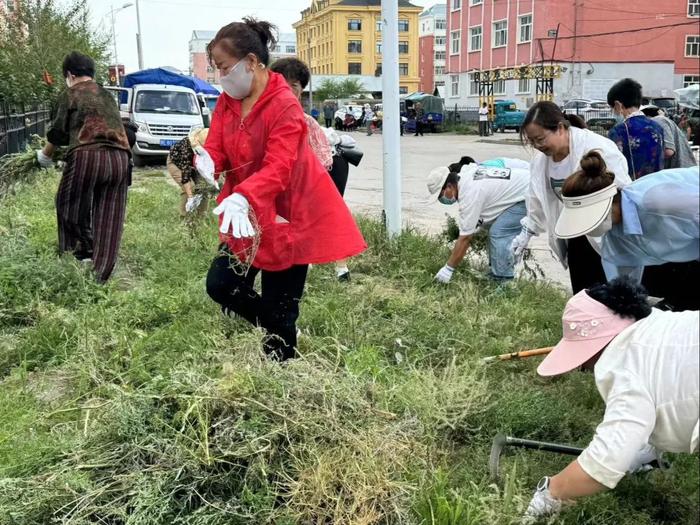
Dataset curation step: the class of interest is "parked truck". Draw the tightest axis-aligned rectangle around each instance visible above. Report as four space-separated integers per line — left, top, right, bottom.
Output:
106 68 219 166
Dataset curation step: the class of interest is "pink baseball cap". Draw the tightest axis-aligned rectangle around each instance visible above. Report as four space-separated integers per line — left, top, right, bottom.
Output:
537 290 636 376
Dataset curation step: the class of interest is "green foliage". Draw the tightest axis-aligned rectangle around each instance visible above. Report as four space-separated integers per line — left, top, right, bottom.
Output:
0 0 110 104
314 77 366 102
0 170 696 524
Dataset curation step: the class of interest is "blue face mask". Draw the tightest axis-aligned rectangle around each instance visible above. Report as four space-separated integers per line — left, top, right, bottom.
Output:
438 196 457 205
614 113 624 124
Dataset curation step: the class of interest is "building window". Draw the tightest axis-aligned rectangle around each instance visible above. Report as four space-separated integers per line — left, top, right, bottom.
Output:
435 36 446 46
685 35 700 56
399 41 409 54
376 63 382 75
435 50 446 60
493 79 506 95
519 14 532 43
348 40 362 53
435 65 445 76
286 45 296 54
684 75 700 86
451 74 460 97
348 63 362 75
399 86 409 94
272 45 281 53
469 26 482 51
517 78 531 94
376 41 382 53
689 0 700 17
6 0 16 12
398 19 409 32
452 0 462 10
469 74 479 95
493 20 508 48
451 30 461 54
436 19 447 30
348 18 362 31
376 18 382 32
470 0 483 5
399 63 409 76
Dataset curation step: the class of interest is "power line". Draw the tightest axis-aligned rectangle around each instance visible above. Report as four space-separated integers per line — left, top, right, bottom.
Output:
540 20 700 41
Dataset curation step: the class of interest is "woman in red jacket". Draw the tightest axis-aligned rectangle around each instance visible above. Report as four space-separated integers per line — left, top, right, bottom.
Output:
201 18 367 361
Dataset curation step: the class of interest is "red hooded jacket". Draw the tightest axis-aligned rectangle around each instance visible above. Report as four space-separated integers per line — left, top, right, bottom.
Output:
205 72 367 271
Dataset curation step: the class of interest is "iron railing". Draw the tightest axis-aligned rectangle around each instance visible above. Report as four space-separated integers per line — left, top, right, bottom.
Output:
0 100 51 157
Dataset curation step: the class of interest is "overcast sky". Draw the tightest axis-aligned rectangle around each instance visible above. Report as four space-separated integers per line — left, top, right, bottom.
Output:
70 0 439 74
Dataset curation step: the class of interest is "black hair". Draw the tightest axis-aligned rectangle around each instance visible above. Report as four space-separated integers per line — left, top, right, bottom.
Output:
641 106 660 118
442 172 460 191
586 277 652 321
207 17 278 66
62 51 95 78
520 101 585 145
607 78 643 109
270 57 311 88
447 156 476 173
562 150 615 198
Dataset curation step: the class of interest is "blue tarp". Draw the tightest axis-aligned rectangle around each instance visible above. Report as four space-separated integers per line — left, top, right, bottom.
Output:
123 68 219 95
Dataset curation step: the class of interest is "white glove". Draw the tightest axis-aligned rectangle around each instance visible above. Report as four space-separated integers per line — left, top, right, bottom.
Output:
322 127 340 146
627 444 661 474
522 477 562 524
212 193 255 238
434 265 454 284
36 149 53 168
338 134 356 148
511 227 534 263
194 147 218 189
185 194 203 213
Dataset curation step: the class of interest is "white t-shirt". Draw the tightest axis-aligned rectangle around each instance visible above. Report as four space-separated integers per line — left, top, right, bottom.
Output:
457 161 530 236
577 308 700 489
478 107 489 122
547 154 578 200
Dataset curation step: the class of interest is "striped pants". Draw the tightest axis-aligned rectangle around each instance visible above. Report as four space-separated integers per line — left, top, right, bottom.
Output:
56 147 130 283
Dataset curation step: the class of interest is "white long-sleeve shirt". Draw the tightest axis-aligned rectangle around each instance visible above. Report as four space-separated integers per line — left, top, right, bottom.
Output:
522 126 631 267
577 308 699 489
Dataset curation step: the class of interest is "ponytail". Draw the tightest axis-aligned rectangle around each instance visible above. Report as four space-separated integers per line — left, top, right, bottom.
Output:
207 17 278 66
586 277 651 320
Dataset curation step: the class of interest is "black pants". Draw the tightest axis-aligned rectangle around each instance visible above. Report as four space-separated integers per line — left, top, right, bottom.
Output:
478 121 488 136
642 261 699 311
567 236 607 294
206 250 309 360
325 118 333 128
414 121 424 136
329 155 349 196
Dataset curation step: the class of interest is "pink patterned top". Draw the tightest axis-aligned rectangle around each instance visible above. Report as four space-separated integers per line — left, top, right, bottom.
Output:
304 114 333 170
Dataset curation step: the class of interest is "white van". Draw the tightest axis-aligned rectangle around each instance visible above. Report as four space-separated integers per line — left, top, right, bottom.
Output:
107 84 204 166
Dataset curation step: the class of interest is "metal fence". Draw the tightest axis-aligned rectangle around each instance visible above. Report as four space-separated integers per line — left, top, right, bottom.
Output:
444 105 481 125
0 101 51 157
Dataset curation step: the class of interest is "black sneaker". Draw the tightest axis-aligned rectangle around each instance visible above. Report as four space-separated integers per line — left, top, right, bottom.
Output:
337 270 351 282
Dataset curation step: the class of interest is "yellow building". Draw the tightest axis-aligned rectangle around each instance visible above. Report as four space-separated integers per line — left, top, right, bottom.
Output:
293 0 422 95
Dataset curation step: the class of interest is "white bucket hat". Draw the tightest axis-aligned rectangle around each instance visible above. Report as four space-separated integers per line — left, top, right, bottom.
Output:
554 183 618 239
426 166 450 203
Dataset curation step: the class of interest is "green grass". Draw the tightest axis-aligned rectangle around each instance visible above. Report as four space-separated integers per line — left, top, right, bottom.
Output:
0 169 697 524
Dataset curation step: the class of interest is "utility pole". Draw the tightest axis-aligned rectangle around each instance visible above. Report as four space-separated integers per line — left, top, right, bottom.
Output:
135 0 144 70
381 0 402 237
307 34 313 113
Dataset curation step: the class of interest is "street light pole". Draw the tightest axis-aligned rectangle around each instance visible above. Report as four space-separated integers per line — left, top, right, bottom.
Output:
109 3 134 86
135 0 144 69
381 0 402 237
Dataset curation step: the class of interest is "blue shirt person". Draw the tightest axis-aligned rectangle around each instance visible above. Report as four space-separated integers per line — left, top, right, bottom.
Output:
608 113 665 180
601 168 699 278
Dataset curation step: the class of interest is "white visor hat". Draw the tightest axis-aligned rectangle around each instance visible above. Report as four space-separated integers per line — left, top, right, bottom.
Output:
554 183 618 239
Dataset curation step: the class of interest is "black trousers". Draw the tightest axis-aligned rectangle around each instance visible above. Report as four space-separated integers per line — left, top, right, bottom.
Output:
567 236 607 294
206 250 309 360
414 121 424 136
642 261 699 311
329 155 349 196
325 117 333 128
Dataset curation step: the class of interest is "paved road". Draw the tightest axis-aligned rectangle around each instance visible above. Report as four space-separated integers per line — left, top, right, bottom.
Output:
342 131 571 291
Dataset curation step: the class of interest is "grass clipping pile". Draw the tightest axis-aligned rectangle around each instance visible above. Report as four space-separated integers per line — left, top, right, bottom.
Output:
0 147 41 198
0 345 493 524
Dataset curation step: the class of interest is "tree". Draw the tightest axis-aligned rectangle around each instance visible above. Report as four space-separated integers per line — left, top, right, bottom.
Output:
314 78 366 103
0 0 109 105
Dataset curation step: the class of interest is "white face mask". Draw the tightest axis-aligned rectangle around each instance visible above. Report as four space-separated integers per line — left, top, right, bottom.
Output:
588 212 613 237
220 59 254 100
